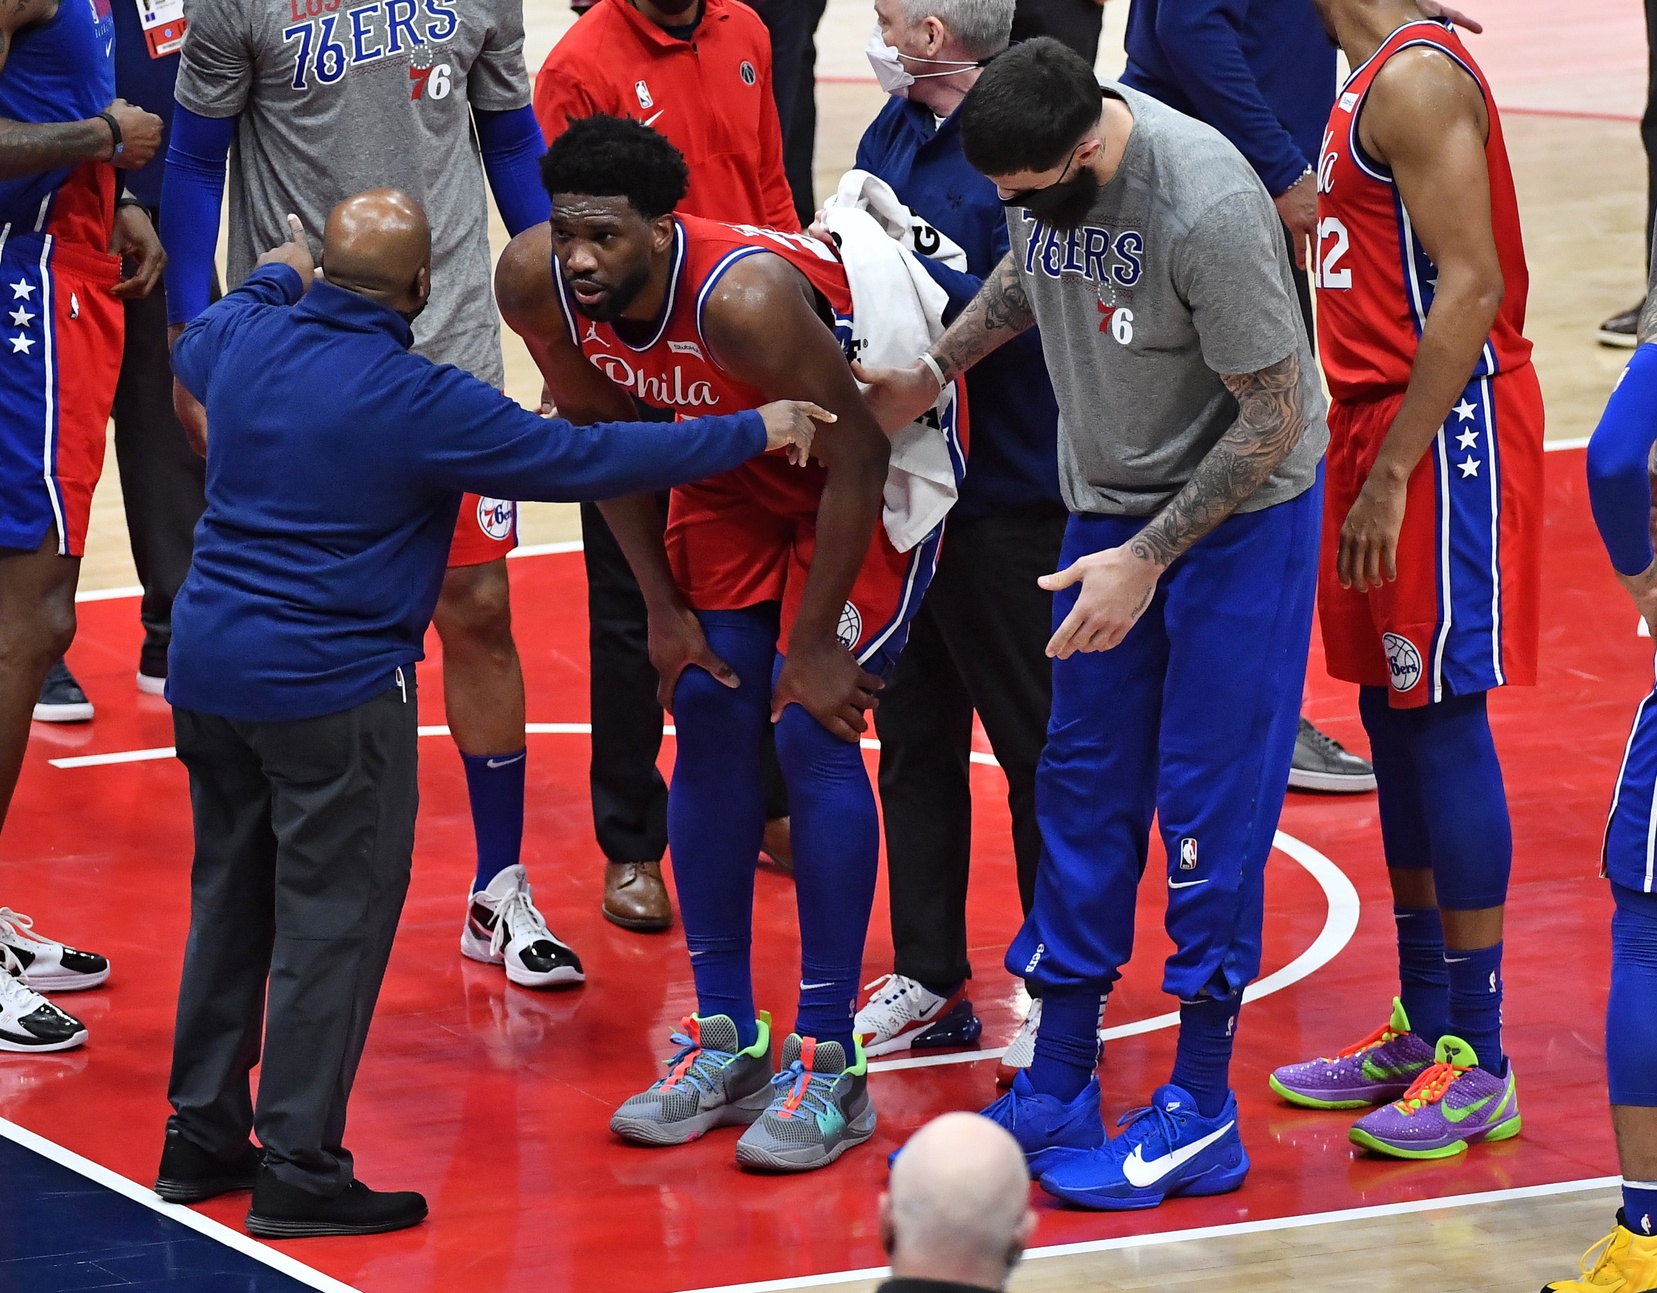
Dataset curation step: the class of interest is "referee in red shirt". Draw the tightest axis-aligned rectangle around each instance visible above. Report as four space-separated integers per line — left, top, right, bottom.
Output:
534 0 799 932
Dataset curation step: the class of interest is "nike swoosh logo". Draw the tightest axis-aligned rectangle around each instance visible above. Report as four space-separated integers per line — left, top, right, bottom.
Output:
1121 1120 1235 1188
643 110 664 126
800 981 834 991
486 753 527 769
1443 1090 1495 1124
1167 878 1209 889
1444 956 1471 964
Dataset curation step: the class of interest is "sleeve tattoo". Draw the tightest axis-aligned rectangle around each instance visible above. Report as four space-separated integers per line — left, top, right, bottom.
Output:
932 252 1036 381
1128 352 1309 568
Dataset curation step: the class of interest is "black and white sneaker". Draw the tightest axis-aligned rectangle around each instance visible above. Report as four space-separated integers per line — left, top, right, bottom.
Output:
0 907 110 991
1599 301 1644 349
0 947 88 1052
32 659 92 723
1287 717 1376 793
460 864 585 989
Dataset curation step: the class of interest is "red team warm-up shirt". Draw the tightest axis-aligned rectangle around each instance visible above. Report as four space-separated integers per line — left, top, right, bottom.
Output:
533 0 799 231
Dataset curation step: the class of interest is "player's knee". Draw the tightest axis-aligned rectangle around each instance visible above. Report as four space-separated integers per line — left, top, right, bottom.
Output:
774 704 863 783
435 561 514 651
0 595 75 669
1609 883 1657 1106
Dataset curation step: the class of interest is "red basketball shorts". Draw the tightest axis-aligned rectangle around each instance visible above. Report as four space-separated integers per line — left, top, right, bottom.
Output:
1319 363 1543 709
0 233 122 557
665 458 943 679
447 493 518 567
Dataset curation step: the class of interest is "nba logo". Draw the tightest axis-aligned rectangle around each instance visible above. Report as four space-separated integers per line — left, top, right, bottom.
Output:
1179 837 1198 870
634 80 653 110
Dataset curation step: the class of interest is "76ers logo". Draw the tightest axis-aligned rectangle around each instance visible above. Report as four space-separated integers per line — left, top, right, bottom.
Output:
1383 632 1423 693
836 602 863 650
477 497 514 540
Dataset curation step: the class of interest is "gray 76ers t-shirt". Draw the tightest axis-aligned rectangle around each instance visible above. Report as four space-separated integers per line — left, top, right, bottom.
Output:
1008 82 1328 517
175 0 530 385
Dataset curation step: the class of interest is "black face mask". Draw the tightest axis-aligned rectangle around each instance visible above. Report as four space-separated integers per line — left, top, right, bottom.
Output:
1001 145 1099 230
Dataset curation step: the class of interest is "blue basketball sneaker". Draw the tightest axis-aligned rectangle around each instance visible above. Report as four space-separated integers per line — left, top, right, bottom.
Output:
980 1071 1104 1174
1038 1084 1249 1211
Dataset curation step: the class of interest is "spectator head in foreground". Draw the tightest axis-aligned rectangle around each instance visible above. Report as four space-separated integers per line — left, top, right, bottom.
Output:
880 1113 1036 1291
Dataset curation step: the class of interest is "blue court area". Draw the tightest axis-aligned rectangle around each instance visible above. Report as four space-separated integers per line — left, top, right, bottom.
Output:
0 1134 314 1293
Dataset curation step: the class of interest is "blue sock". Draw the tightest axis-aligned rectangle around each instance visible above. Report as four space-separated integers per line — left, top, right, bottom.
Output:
1624 1182 1657 1236
667 608 777 1051
1444 941 1504 1074
1170 994 1242 1119
775 696 878 1060
1027 989 1102 1102
460 748 526 893
1610 884 1657 1235
1395 904 1449 1043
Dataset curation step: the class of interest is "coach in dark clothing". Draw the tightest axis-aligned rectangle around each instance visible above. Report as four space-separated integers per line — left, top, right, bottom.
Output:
852 0 1065 1046
156 191 813 1238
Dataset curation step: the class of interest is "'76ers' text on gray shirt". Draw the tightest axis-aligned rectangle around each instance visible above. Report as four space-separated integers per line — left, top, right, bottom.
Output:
174 0 530 385
1008 82 1329 517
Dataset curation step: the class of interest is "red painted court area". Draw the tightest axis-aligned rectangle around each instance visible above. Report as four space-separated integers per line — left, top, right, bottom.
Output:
0 446 1639 1292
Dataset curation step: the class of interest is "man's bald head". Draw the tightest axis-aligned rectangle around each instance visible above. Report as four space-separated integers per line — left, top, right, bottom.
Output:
321 189 432 318
880 1113 1035 1290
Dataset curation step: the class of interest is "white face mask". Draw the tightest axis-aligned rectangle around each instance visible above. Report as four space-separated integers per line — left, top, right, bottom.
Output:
865 26 981 98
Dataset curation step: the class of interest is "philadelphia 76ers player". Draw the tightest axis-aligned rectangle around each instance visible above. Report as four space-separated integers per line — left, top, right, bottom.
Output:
1268 1 1543 1162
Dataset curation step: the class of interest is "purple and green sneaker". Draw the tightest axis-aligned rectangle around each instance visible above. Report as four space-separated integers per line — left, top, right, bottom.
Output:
1348 1035 1521 1160
1268 998 1436 1110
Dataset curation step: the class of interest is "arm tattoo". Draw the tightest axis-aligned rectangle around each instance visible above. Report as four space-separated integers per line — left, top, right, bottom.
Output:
931 252 1036 381
1128 352 1308 568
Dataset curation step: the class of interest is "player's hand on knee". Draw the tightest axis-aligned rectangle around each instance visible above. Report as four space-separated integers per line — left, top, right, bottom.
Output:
771 642 882 742
757 400 836 466
1040 545 1160 659
109 203 165 299
648 603 738 711
101 100 164 169
1338 478 1406 592
850 359 943 436
172 377 209 457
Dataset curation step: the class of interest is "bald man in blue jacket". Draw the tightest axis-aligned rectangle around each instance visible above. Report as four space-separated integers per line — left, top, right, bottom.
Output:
157 191 822 1238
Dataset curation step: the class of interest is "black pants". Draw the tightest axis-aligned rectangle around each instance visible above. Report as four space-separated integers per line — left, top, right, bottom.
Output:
167 678 417 1196
112 256 208 675
581 500 788 865
1011 0 1104 64
1646 0 1657 264
875 509 1067 993
762 0 828 228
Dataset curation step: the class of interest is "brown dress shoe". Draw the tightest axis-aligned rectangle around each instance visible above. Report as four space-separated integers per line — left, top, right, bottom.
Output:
760 816 793 876
603 861 673 931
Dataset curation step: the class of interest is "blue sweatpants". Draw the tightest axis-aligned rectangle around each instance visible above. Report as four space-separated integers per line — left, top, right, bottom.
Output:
1007 478 1321 1002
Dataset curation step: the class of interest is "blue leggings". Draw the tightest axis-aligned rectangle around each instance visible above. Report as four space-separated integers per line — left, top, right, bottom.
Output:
667 605 878 1053
1610 882 1657 1107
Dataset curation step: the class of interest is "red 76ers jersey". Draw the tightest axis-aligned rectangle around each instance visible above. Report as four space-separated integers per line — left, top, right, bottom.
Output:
1314 20 1533 402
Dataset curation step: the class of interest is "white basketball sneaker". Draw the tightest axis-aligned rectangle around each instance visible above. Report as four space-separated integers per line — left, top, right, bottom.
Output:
0 907 110 991
0 946 88 1052
853 974 982 1057
995 998 1042 1088
461 865 584 989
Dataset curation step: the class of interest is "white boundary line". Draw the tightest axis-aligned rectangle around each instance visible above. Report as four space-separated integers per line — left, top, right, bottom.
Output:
869 829 1360 1073
0 1116 360 1293
671 1174 1621 1293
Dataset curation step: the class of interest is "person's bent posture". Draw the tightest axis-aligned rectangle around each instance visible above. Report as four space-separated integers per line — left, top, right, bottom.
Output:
157 190 822 1238
498 115 958 1174
860 40 1325 1210
879 1113 1036 1293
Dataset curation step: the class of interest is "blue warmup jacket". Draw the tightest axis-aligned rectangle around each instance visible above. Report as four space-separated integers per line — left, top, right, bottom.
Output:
856 98 1063 521
1122 0 1337 198
169 265 766 723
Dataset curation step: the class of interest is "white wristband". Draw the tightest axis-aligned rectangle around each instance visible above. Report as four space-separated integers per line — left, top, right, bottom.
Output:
918 350 947 391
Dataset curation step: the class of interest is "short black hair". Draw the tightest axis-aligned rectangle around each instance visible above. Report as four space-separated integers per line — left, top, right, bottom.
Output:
959 38 1104 177
540 114 690 220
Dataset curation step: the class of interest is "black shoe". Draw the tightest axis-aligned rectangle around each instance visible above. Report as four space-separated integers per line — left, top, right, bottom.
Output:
137 638 168 696
246 1167 428 1238
1599 301 1644 349
1287 716 1376 793
155 1124 262 1203
32 659 92 723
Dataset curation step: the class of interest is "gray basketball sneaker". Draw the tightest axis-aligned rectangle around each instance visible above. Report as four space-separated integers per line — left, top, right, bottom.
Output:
1288 717 1376 793
734 1033 876 1172
610 1012 774 1146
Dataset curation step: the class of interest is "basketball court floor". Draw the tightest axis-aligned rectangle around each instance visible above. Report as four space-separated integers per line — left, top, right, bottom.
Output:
3 3 1654 1291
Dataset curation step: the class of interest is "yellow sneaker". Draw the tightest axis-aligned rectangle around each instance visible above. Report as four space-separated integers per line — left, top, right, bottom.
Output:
1543 1214 1657 1292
